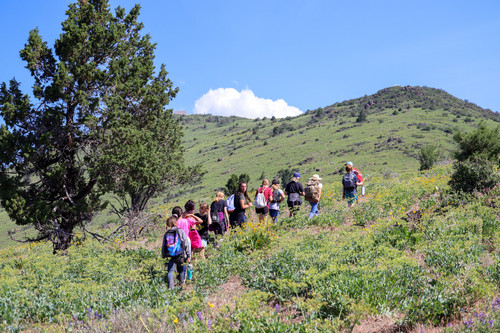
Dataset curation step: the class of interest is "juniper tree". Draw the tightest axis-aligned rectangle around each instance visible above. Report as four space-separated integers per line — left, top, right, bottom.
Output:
0 0 198 252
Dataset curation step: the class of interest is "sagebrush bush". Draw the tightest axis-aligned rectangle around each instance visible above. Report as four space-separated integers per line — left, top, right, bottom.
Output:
418 144 440 170
449 157 500 193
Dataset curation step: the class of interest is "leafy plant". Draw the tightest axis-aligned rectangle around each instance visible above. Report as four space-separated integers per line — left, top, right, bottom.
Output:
418 144 440 170
449 156 500 193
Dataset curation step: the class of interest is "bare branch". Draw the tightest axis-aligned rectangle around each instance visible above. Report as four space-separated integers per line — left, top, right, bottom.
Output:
8 231 49 244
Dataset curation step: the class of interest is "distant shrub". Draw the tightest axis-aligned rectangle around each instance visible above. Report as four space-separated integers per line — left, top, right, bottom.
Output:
276 169 295 186
356 110 367 123
225 173 251 195
272 123 294 136
418 144 440 171
453 121 500 164
449 156 500 193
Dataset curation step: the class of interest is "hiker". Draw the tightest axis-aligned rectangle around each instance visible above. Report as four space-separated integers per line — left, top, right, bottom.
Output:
285 172 305 218
254 179 273 223
171 206 183 220
193 203 211 259
177 200 203 250
210 191 230 235
305 174 323 219
268 179 285 223
161 216 191 289
342 164 362 208
346 161 364 197
229 181 252 228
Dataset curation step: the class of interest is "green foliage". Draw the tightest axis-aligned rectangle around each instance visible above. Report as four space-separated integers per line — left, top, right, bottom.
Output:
224 173 250 195
449 156 500 193
453 121 500 164
272 123 294 136
275 168 295 186
0 0 196 251
418 144 440 170
356 109 367 123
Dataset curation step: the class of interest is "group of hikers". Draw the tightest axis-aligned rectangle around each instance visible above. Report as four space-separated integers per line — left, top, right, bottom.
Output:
161 161 364 289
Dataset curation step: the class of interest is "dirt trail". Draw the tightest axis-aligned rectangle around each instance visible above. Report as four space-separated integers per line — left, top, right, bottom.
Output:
205 276 248 314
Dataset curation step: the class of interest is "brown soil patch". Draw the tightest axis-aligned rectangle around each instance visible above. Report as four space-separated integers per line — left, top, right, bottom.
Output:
352 316 403 333
205 276 248 314
352 315 447 333
407 324 444 333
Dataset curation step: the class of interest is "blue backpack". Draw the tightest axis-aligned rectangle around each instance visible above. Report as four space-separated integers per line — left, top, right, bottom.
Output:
164 229 183 257
227 194 235 212
343 172 357 189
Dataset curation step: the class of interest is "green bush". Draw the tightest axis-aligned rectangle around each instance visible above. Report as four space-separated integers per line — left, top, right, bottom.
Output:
453 121 500 164
418 144 440 170
449 157 500 193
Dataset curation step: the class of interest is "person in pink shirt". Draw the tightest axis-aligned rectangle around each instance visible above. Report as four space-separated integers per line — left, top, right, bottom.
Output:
176 200 203 236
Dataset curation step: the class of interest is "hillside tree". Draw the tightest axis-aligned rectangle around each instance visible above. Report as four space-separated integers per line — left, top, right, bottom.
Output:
449 121 500 193
417 144 440 171
0 0 198 252
224 173 250 195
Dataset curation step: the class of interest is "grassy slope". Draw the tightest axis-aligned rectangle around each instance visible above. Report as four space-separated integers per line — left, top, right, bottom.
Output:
176 86 499 200
1 86 499 247
1 164 499 332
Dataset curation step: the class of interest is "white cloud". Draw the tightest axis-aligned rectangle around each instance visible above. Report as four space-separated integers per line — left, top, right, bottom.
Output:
193 88 302 119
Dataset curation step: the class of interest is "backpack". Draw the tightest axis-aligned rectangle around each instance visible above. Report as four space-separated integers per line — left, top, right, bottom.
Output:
305 180 320 203
269 189 280 203
227 194 235 212
254 190 267 208
210 210 219 223
164 229 183 257
343 172 356 189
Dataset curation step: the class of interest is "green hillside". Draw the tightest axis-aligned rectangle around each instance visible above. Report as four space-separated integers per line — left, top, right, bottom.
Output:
0 85 499 331
1 85 499 248
175 85 500 199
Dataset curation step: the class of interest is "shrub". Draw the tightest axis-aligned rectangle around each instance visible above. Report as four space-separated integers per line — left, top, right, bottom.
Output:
356 110 367 123
418 144 440 170
453 121 500 164
449 157 500 193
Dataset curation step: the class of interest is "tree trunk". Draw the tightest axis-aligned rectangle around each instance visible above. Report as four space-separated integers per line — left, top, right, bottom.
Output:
52 223 74 253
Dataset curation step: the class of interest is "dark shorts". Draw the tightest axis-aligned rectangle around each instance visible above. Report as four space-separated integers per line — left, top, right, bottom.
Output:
287 193 301 208
287 200 302 209
229 212 246 228
255 206 269 215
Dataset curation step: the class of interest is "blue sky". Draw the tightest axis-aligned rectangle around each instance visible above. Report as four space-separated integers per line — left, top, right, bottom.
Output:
1 0 499 118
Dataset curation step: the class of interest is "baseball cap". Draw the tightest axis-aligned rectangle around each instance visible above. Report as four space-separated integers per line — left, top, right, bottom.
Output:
293 172 301 178
345 161 353 166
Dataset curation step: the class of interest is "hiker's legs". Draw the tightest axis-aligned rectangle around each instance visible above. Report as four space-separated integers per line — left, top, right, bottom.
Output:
167 260 177 289
288 203 294 217
346 192 357 209
269 209 279 223
177 259 186 285
198 247 206 260
308 202 319 219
